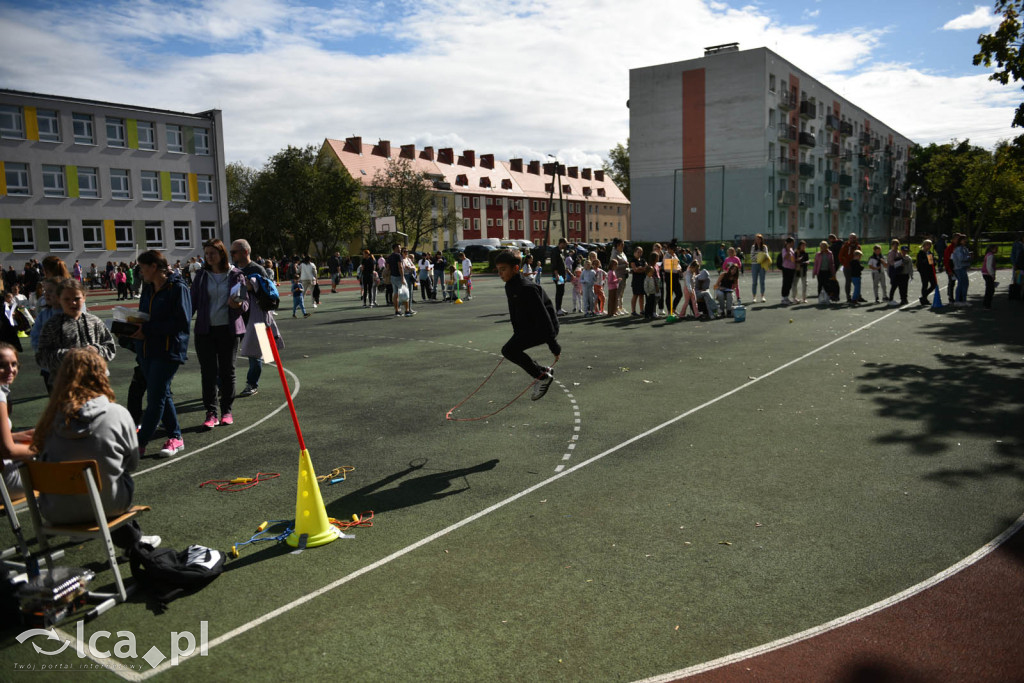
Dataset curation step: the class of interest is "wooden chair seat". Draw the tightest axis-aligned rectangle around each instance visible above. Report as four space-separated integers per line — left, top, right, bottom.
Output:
43 506 151 535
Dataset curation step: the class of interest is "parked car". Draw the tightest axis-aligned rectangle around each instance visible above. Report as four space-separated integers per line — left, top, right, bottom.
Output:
463 244 499 263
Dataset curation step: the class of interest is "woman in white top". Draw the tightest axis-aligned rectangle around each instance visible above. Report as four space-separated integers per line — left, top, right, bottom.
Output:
0 343 35 498
298 256 318 309
417 255 434 301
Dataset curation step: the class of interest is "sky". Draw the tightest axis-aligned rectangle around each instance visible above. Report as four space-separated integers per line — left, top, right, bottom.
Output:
0 0 1019 170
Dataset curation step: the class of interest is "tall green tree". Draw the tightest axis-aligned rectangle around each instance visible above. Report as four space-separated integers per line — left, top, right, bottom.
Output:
368 157 440 252
225 161 261 250
974 1 1024 146
602 139 630 199
248 145 366 260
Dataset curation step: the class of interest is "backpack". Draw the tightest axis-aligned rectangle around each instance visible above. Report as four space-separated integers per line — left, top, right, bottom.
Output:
130 543 225 608
251 274 280 312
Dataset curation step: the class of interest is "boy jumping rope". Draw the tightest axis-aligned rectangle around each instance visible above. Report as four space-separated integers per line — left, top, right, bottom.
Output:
495 251 560 400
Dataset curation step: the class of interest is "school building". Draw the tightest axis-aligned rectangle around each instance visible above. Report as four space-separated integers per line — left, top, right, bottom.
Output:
0 89 228 269
320 136 631 250
629 44 916 245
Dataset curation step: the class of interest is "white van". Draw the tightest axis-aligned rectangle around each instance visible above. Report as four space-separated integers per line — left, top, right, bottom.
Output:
455 238 502 251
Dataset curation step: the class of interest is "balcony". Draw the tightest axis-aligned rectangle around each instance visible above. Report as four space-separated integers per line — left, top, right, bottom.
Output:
778 124 797 142
839 199 853 212
799 192 815 208
798 131 816 148
840 121 853 137
825 169 840 184
859 132 871 146
825 114 841 131
826 143 841 158
841 150 854 162
858 154 875 169
839 173 853 187
777 190 797 206
779 91 797 111
799 100 816 119
776 157 796 174
799 162 815 178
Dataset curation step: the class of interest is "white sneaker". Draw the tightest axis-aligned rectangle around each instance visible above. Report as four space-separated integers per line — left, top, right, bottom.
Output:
140 535 161 548
531 369 554 401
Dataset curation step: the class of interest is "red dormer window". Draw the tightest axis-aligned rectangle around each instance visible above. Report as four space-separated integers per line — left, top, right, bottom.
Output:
479 177 491 188
597 188 606 197
456 174 468 186
501 178 512 190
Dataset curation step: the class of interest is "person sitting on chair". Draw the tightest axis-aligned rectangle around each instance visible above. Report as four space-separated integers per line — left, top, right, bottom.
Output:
30 347 159 549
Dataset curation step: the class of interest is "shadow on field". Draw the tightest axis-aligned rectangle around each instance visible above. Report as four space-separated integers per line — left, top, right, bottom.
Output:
326 458 499 518
858 351 1024 486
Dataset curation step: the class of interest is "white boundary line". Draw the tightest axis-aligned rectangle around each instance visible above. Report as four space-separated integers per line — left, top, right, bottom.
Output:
133 302 919 677
633 510 1024 682
133 366 300 478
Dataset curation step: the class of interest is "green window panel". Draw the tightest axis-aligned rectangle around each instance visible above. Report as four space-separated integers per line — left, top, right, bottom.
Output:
160 171 172 201
185 126 195 154
127 119 139 149
0 219 11 252
34 219 50 251
134 219 147 248
67 165 80 198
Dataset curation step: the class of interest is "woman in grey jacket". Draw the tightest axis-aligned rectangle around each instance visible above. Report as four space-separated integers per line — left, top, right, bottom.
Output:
35 279 115 389
32 348 158 548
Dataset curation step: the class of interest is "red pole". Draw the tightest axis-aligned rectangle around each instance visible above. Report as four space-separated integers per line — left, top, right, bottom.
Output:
265 324 306 452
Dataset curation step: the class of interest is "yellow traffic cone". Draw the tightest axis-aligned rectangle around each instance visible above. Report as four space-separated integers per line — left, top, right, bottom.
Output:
286 449 342 548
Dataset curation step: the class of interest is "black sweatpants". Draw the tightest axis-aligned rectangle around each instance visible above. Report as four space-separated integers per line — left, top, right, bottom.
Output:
502 335 561 379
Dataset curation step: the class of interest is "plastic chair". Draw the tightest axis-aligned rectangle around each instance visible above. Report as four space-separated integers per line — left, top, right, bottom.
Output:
20 460 149 618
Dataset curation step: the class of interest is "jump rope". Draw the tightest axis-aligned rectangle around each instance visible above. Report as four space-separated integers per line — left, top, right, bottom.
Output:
445 357 558 422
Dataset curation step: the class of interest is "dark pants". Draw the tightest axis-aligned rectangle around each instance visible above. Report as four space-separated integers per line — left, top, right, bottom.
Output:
502 335 561 379
643 293 657 318
983 274 996 308
138 358 182 446
419 277 432 300
663 273 682 313
843 270 853 300
889 273 909 303
781 267 795 298
920 275 937 304
555 282 566 311
195 325 240 416
127 364 146 425
946 271 956 300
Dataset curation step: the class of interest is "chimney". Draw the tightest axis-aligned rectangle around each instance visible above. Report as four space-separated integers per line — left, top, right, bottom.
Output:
439 148 453 164
543 162 555 176
594 169 605 181
510 158 523 172
400 144 415 159
420 146 434 161
480 153 494 169
460 150 475 167
374 140 391 157
527 160 540 174
568 166 578 178
344 136 362 153
581 168 591 180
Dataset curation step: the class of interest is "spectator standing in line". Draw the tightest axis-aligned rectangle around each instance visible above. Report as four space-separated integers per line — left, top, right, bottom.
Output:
952 235 972 306
432 252 447 301
418 253 434 301
359 248 377 308
749 233 769 303
461 251 474 301
813 240 836 302
191 239 247 431
231 239 279 397
387 244 412 317
982 244 998 309
916 239 938 306
605 238 629 317
662 242 682 316
130 251 191 458
327 251 342 293
839 233 863 303
629 246 648 317
551 239 570 314
867 245 888 303
779 237 797 305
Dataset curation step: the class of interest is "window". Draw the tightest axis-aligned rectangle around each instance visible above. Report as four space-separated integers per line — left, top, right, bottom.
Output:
486 197 492 206
137 121 156 150
77 166 99 198
768 108 776 127
42 165 66 197
10 220 34 251
462 196 469 209
487 218 493 227
169 172 188 200
200 221 217 242
495 198 503 207
48 220 71 251
173 221 191 247
166 124 184 152
541 201 547 211
472 197 479 209
106 117 126 147
0 105 24 138
4 162 29 195
145 220 164 247
532 200 538 211
463 218 470 230
533 220 539 231
496 219 502 227
114 221 134 248
37 109 60 142
141 171 160 200
73 113 94 144
473 218 480 230
769 74 776 92
194 127 210 155
196 174 213 202
82 220 104 250
110 169 130 199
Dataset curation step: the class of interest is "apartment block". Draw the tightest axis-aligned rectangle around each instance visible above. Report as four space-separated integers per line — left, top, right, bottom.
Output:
0 89 228 267
630 45 914 245
321 137 630 249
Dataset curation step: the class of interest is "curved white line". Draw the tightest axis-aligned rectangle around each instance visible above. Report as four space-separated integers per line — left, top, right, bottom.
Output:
133 365 300 478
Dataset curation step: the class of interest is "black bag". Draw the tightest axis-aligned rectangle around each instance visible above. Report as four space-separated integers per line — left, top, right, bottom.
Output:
1009 283 1022 301
824 278 840 299
130 543 225 607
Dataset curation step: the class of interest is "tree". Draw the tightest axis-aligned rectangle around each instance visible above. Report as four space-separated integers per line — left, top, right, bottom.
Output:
225 161 261 250
247 145 366 260
368 157 440 252
602 139 630 199
974 1 1024 146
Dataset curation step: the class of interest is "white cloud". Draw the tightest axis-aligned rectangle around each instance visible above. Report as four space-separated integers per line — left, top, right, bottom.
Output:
941 6 999 32
0 0 1018 168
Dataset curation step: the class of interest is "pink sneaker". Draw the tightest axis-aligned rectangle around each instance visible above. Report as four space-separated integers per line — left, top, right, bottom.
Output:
202 412 218 430
218 413 233 426
159 437 184 457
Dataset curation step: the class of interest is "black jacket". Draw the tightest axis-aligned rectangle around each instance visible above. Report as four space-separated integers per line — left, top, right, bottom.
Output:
505 275 558 343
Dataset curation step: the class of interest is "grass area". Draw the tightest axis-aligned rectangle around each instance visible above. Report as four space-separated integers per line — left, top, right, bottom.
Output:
1 274 1022 681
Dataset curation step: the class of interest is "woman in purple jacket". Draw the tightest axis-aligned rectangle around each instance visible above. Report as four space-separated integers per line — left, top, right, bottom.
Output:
190 239 247 430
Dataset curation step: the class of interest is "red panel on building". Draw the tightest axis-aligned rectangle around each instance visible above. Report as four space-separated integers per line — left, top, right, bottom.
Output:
682 68 706 241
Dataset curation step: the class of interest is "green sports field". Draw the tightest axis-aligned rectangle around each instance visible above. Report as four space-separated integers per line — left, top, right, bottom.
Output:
1 272 1021 681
